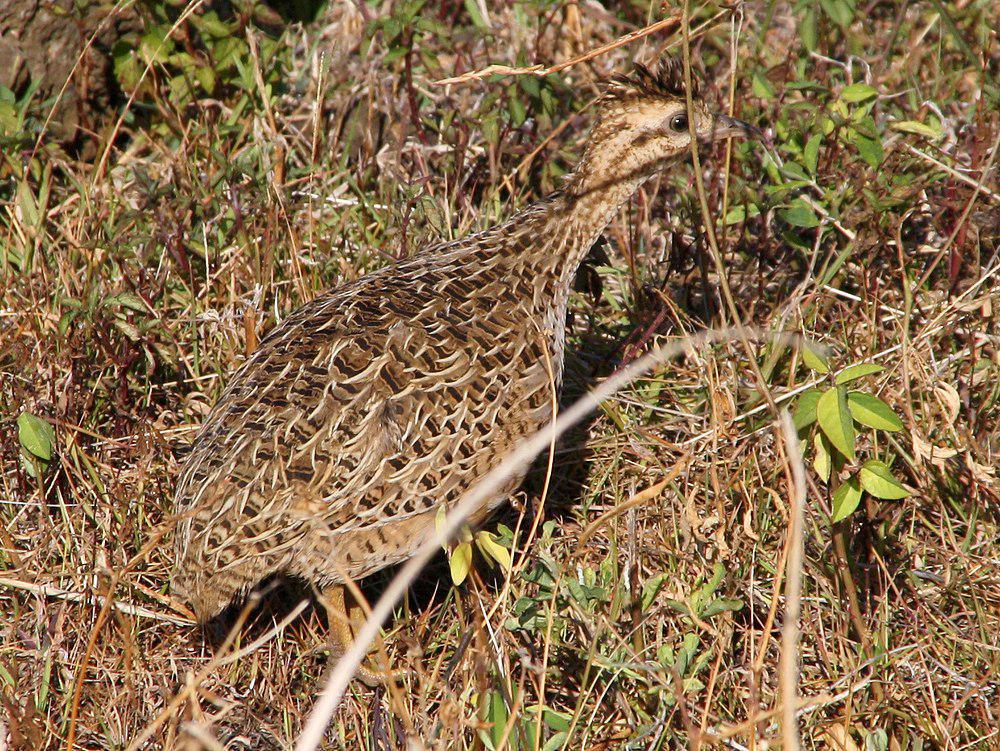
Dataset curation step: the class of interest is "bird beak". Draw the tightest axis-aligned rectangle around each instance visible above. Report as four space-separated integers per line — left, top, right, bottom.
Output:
710 114 761 140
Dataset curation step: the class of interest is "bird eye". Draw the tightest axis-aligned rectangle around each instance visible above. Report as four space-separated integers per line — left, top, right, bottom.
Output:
669 113 689 132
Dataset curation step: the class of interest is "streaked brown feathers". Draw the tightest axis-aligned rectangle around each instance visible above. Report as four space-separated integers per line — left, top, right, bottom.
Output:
601 56 699 101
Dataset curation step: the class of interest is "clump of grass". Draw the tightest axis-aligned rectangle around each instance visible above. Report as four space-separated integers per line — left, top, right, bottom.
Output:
1 0 997 749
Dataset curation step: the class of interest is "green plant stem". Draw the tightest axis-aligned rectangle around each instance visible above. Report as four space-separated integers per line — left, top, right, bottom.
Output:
832 522 871 655
680 3 779 419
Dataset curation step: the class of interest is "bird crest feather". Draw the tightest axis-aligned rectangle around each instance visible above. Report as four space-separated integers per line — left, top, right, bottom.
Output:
601 57 700 101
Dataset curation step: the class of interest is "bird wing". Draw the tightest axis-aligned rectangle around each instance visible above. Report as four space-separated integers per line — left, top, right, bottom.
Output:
174 261 553 545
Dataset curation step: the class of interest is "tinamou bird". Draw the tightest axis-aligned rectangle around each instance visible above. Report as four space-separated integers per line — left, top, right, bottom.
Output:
171 56 755 680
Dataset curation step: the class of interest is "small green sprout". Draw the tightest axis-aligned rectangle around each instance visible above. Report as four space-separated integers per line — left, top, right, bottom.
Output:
794 343 910 522
435 507 513 585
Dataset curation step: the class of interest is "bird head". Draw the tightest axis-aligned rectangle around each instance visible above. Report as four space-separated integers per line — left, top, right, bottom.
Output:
581 57 758 184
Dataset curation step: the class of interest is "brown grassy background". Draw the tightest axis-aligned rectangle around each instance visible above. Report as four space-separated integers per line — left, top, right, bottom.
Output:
1 0 997 748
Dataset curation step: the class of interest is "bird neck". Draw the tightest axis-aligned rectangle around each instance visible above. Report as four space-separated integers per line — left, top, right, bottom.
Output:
528 134 660 289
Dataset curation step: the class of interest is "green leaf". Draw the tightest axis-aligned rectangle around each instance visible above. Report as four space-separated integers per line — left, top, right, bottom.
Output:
800 6 817 51
196 11 232 38
793 388 824 430
542 709 572 733
859 460 910 499
167 74 195 104
780 199 820 228
485 689 508 748
813 432 832 482
641 572 670 611
17 413 55 461
507 90 527 128
840 83 877 103
782 161 810 181
675 632 700 675
449 541 473 585
480 110 500 145
434 505 448 549
820 0 855 26
867 729 889 751
16 179 39 228
751 72 775 99
803 133 822 175
831 476 863 523
692 563 726 614
852 112 879 134
195 65 216 95
463 0 488 29
113 319 141 342
890 120 941 139
847 391 904 432
723 203 760 225
20 453 41 478
817 386 856 461
835 362 885 384
0 100 18 135
517 74 541 98
140 26 175 64
801 341 830 373
701 597 743 618
0 660 14 689
58 310 77 337
852 132 884 167
475 531 511 571
105 291 147 313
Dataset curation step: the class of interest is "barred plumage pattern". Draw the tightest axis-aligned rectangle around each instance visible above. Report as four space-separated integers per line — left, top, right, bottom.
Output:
171 57 750 622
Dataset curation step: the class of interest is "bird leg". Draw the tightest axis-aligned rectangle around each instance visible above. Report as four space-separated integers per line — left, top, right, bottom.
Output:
321 584 406 687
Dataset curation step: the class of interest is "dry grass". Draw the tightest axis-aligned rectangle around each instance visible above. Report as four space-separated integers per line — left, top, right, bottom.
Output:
1 1 998 749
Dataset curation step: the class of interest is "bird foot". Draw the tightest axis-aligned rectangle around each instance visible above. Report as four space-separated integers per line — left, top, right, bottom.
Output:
321 641 410 687
320 584 410 687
